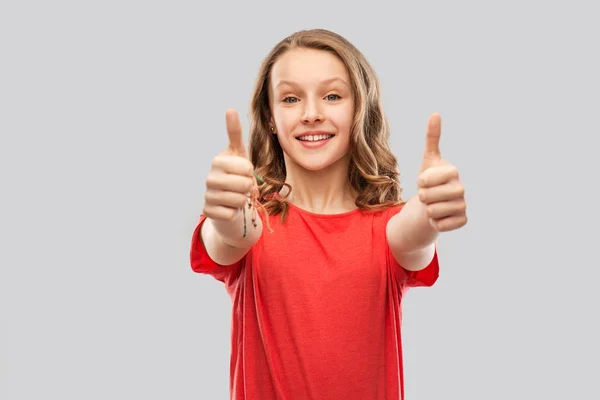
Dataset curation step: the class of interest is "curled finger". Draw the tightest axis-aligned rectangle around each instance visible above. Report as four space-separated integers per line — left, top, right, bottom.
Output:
206 173 254 194
205 189 249 210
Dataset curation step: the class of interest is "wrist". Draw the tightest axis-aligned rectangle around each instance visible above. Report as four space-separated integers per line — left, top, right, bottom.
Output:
210 207 262 248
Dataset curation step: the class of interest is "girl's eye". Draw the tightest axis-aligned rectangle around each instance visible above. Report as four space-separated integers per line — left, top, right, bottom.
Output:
282 94 341 103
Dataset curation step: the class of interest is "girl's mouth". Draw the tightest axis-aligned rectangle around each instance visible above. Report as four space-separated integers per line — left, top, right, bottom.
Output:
296 134 334 148
296 134 334 142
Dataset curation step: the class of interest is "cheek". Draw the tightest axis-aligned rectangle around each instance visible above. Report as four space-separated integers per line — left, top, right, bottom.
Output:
273 109 299 134
331 105 354 134
272 115 295 149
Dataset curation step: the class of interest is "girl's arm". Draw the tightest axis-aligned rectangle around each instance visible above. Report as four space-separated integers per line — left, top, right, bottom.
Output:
200 108 263 266
386 113 467 271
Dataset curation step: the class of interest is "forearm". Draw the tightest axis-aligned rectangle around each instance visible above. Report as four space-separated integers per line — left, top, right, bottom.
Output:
396 195 438 251
386 195 438 271
201 209 262 265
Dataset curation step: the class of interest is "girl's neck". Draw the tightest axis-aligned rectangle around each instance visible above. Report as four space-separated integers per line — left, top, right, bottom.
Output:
280 155 357 214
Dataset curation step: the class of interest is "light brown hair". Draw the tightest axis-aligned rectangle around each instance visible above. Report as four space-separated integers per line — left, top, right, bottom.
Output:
248 29 404 221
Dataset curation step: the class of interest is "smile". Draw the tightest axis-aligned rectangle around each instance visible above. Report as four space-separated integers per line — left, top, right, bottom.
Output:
295 133 335 149
296 134 334 142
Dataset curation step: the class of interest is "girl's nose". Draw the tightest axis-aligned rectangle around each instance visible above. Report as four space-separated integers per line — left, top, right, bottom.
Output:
302 100 324 124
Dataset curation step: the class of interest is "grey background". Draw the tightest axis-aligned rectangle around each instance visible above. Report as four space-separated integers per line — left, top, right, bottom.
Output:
1 0 598 399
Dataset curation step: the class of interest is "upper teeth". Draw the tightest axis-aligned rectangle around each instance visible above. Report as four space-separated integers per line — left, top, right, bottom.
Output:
298 134 333 142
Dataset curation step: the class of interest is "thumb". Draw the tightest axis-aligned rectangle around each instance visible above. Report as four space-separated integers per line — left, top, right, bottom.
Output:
225 109 247 157
421 113 442 170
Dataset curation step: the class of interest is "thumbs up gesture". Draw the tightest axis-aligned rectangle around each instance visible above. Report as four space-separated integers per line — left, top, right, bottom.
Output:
202 109 256 221
416 113 467 232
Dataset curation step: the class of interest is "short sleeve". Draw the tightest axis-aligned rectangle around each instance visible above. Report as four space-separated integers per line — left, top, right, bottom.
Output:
399 247 439 289
189 214 244 284
383 205 440 290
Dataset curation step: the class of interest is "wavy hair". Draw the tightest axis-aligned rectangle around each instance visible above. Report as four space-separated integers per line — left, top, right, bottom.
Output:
248 29 404 222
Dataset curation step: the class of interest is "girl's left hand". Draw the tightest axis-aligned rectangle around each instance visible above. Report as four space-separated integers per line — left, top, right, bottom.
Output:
416 113 468 233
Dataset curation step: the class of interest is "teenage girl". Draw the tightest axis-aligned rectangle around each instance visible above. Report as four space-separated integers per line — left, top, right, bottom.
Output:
190 28 467 400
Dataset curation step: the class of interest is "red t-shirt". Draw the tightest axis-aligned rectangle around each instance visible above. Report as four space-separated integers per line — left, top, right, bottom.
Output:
190 202 439 400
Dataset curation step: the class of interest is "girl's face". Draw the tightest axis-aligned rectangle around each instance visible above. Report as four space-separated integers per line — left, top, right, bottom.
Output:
269 48 355 172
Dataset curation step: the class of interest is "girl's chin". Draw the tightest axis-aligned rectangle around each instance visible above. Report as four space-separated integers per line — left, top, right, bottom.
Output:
289 155 349 173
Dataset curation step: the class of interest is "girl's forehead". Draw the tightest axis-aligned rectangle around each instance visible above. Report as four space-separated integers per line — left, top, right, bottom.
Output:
270 49 350 87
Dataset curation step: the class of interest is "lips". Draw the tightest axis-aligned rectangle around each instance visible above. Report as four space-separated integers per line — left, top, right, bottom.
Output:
295 131 335 142
294 132 335 149
297 134 334 142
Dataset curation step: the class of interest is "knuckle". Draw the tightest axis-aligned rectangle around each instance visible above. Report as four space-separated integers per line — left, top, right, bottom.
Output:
247 178 255 191
455 184 465 197
205 175 218 188
211 155 223 167
444 162 455 172
241 158 253 168
202 206 215 219
204 191 217 206
226 209 237 221
437 220 448 232
239 159 254 176
426 205 435 217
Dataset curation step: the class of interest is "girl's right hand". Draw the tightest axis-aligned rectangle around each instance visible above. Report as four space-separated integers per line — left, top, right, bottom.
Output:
202 109 255 222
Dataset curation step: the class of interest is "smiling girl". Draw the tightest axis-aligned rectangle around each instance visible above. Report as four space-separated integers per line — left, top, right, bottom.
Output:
190 28 467 400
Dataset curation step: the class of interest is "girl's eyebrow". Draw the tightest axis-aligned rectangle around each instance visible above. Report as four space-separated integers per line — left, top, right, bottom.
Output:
275 77 350 89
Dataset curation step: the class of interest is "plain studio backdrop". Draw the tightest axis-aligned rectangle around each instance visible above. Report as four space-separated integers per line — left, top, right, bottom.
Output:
1 1 598 399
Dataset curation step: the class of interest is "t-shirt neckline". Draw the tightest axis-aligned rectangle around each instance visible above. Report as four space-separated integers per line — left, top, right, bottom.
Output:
271 192 362 218
286 201 362 218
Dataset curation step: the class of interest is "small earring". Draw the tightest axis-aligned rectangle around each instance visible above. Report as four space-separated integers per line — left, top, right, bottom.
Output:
270 126 276 133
